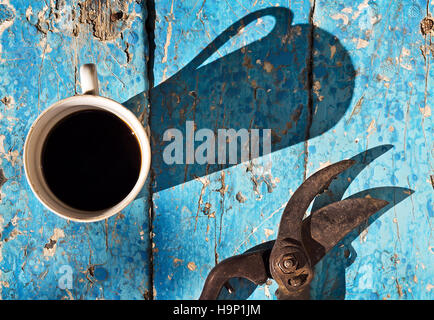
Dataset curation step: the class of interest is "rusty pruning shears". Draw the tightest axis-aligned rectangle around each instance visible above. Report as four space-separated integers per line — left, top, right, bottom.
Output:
199 160 389 300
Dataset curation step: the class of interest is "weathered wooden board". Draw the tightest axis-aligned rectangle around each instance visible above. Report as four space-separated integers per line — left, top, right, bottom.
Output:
309 0 433 300
0 0 151 299
151 0 432 300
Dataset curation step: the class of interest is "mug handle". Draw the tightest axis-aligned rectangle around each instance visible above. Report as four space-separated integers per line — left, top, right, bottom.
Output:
80 63 99 95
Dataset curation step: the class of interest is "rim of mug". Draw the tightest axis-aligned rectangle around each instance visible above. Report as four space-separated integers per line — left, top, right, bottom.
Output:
23 94 151 222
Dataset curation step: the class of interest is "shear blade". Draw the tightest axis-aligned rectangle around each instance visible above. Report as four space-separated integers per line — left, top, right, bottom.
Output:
277 160 355 242
302 198 389 265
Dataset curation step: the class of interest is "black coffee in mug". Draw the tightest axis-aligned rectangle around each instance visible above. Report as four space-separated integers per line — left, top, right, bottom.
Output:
41 109 142 211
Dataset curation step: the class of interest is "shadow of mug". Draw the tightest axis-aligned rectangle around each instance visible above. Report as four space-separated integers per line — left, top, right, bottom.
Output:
216 145 414 300
125 7 356 192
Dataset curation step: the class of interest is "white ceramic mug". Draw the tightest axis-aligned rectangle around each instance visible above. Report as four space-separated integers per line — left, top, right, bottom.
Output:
23 64 151 222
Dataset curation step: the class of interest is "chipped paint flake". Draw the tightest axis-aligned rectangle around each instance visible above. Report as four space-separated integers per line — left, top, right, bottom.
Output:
352 0 370 20
173 258 183 267
331 13 349 25
330 44 336 59
263 61 274 73
419 105 431 118
43 228 65 258
0 135 5 154
236 191 247 203
187 261 197 271
0 215 4 263
161 0 174 64
318 160 332 170
79 0 139 41
264 228 274 239
0 168 6 202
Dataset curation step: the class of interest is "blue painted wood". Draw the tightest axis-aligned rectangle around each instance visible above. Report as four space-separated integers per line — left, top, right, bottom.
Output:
151 0 432 300
309 0 433 300
0 0 151 299
151 0 313 300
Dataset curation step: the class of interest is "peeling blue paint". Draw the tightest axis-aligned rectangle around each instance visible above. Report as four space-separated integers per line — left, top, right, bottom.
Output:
0 0 432 301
